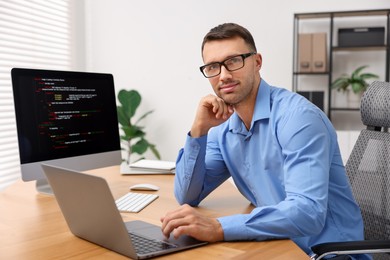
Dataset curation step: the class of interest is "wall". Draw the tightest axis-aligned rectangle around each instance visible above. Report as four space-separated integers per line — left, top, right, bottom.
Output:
84 0 390 161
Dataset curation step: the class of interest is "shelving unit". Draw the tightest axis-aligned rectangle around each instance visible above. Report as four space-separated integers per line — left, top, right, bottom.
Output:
292 9 390 130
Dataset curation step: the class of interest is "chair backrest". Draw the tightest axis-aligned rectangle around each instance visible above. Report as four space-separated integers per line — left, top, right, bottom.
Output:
345 81 390 242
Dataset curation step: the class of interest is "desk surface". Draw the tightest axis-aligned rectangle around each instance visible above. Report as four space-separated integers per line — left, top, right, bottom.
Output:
0 166 309 259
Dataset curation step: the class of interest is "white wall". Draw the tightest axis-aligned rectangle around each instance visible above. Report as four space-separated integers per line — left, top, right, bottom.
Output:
84 0 390 161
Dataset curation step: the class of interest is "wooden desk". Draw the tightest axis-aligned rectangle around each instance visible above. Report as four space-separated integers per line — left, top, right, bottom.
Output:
0 166 309 259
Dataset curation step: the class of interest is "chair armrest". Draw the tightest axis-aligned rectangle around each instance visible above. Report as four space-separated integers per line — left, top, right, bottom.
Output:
312 240 390 256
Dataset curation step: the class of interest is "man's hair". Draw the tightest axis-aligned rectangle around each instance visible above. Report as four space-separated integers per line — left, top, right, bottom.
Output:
201 23 257 54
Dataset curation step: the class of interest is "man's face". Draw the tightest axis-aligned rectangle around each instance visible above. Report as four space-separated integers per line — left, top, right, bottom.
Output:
202 37 261 105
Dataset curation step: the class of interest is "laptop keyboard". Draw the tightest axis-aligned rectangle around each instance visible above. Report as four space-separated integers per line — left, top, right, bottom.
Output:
115 192 159 213
129 232 178 254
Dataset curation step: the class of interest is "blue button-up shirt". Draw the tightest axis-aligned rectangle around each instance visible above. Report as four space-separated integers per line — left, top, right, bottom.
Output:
174 79 367 257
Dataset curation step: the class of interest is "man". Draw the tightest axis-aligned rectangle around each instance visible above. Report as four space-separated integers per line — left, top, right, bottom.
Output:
160 23 367 259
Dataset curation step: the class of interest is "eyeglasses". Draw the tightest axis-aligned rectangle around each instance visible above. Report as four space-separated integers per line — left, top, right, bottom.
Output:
199 52 256 78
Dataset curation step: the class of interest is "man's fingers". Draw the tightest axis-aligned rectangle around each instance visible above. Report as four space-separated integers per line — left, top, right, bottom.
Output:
162 215 192 238
172 225 190 239
161 204 193 237
211 97 230 119
160 204 224 242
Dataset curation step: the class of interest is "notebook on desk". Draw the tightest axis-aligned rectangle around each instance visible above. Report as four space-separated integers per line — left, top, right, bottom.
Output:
121 159 176 175
41 164 207 259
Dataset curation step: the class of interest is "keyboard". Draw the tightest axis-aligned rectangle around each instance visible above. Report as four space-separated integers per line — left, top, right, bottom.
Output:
115 192 159 213
129 232 177 254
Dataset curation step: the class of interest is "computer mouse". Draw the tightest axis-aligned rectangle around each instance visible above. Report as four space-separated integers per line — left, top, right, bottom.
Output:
129 183 160 191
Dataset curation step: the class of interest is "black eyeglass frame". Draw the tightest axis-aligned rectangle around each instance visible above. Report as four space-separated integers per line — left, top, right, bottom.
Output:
199 52 256 78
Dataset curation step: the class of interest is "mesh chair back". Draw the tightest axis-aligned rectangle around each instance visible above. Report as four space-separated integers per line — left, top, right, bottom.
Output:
345 81 390 245
360 81 390 129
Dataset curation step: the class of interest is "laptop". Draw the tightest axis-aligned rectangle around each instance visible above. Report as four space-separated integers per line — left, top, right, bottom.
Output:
41 164 207 259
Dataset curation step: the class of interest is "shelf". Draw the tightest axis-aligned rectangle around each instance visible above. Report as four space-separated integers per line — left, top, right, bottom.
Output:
330 108 360 111
292 8 389 127
332 9 390 18
293 72 329 75
295 13 331 19
333 46 387 52
295 9 390 19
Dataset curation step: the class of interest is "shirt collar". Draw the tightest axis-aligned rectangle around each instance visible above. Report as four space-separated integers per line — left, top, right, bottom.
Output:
229 79 271 132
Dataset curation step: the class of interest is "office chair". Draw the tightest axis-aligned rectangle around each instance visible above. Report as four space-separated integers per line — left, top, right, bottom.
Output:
310 81 390 260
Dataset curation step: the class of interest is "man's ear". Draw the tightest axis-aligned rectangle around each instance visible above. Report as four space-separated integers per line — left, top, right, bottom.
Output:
255 53 262 71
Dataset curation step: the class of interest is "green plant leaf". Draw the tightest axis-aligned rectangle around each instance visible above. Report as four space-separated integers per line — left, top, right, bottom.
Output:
134 110 154 125
118 89 141 119
331 77 350 91
122 125 145 139
351 81 365 93
351 65 367 80
120 135 129 141
117 106 130 126
149 144 161 160
117 88 160 160
332 65 379 94
360 73 379 80
132 138 149 155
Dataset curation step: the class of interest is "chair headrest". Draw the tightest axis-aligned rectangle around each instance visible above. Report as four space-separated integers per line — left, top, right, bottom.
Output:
361 81 390 128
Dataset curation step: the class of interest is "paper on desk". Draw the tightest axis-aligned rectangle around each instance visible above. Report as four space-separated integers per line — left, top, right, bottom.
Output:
120 160 175 174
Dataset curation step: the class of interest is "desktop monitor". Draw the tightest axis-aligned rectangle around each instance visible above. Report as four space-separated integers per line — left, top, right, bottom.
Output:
11 68 122 194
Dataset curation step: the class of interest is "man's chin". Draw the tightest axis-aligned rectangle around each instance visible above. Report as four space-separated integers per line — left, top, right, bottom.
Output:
219 94 237 106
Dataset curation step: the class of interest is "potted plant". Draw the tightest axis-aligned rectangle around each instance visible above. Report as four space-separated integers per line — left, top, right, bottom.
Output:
331 65 379 107
331 65 379 94
117 89 160 164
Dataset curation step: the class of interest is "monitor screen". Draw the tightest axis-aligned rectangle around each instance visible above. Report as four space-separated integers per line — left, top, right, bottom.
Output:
11 68 121 192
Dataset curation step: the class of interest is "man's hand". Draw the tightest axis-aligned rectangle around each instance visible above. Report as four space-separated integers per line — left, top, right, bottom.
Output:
190 95 234 137
160 204 224 242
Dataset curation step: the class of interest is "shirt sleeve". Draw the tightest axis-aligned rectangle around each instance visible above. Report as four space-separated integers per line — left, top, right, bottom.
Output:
174 132 230 206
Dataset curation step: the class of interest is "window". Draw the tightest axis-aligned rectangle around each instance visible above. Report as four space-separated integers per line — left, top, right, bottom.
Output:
0 0 75 190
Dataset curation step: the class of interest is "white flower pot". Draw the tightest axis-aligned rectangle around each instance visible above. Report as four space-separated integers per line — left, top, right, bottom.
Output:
347 90 363 108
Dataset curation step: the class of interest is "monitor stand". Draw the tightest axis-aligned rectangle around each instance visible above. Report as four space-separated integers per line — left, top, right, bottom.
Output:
36 179 53 195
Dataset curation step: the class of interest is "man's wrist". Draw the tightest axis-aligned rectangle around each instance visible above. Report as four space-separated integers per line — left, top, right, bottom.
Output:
215 219 225 241
190 127 207 138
